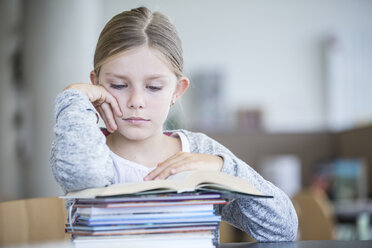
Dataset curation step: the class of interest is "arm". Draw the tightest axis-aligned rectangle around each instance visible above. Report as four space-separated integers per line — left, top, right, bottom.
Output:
184 130 298 242
50 88 115 193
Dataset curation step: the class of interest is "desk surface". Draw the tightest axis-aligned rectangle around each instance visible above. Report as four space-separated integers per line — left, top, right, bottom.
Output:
220 240 372 248
3 240 372 248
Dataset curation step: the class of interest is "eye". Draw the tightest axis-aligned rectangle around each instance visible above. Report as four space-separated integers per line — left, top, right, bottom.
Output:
146 85 162 91
110 84 127 90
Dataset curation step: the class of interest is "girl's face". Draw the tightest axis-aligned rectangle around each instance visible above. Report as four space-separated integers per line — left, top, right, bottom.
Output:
96 45 188 141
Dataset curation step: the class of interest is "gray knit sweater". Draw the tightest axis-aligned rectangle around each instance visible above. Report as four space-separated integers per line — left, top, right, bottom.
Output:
50 89 298 242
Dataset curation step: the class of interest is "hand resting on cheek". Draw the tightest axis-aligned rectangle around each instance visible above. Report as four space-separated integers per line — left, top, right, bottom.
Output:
65 83 122 133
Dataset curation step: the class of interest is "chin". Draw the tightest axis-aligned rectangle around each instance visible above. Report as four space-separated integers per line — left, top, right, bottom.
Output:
116 126 156 141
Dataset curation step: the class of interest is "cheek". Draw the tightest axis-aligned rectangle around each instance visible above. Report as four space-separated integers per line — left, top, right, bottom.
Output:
148 94 172 119
108 90 126 108
101 85 127 107
149 95 171 111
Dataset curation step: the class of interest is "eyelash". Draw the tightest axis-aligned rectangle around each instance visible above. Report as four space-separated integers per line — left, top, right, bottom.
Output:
146 86 162 91
110 84 162 91
110 84 127 89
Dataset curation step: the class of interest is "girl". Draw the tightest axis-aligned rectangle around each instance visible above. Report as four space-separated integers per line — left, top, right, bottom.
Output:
51 6 298 242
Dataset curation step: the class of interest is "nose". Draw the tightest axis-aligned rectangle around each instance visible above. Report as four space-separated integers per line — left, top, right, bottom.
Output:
127 89 145 109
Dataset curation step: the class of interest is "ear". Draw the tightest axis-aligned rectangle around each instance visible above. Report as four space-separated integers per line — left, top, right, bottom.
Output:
90 70 99 85
173 76 190 101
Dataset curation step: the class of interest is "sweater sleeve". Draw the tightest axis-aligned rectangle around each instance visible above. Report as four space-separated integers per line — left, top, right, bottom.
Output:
50 88 115 193
182 130 298 242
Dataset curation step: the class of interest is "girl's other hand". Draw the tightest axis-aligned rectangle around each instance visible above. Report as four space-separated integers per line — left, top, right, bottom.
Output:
143 152 223 181
64 83 122 133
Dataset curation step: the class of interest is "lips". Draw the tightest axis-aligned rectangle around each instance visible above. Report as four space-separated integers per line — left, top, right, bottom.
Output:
123 117 150 125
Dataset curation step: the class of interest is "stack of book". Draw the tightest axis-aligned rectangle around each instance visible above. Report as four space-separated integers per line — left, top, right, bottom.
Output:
66 193 226 247
62 170 269 247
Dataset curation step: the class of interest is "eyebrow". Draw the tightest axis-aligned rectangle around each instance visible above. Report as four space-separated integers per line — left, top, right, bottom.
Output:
104 73 168 81
105 73 129 80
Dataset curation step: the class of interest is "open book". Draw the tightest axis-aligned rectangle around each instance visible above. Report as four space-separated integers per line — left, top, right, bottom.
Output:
63 170 272 199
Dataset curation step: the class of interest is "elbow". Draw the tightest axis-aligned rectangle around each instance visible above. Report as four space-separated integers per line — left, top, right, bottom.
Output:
254 218 298 242
271 204 299 242
275 215 298 241
54 166 114 193
288 212 299 241
50 149 114 193
282 199 299 241
265 192 299 241
274 210 299 242
252 205 299 242
289 209 299 240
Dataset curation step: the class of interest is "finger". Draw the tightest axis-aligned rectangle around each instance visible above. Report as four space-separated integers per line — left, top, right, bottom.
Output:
101 102 117 132
159 152 191 168
94 99 114 133
144 152 186 180
96 106 113 133
152 164 178 181
166 161 199 175
156 160 197 180
144 163 173 181
101 87 122 117
150 154 197 181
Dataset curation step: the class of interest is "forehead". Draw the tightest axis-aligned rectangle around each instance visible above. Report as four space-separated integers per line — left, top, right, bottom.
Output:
100 46 175 78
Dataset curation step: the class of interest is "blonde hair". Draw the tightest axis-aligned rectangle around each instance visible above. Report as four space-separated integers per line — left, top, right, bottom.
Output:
94 7 183 78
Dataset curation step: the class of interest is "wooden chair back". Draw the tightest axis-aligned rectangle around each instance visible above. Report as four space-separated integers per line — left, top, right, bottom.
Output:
0 197 68 245
292 189 335 240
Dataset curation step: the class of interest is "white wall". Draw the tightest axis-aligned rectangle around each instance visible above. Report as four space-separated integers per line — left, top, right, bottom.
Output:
22 0 101 198
0 0 22 200
103 0 372 132
1 0 371 200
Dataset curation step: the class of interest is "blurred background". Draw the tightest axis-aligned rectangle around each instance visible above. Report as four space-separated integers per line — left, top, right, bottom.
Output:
1 0 372 241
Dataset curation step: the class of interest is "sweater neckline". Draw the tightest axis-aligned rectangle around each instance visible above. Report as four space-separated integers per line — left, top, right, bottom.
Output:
108 131 190 172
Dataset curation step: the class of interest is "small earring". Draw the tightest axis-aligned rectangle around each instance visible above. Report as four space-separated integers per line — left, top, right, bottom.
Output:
170 100 175 107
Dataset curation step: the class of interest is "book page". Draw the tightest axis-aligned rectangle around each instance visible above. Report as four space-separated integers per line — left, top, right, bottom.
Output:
62 170 267 198
64 180 183 199
185 170 264 196
167 171 193 183
165 171 196 193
